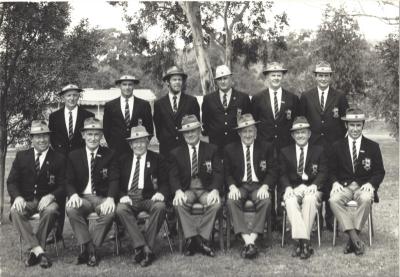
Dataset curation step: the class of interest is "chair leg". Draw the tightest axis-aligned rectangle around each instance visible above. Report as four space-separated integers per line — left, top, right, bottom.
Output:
177 219 183 254
281 210 286 248
114 222 120 256
163 220 174 254
19 235 23 261
218 210 224 251
368 212 372 247
266 213 272 248
54 229 59 257
370 206 374 237
333 217 337 247
317 209 321 248
226 211 231 250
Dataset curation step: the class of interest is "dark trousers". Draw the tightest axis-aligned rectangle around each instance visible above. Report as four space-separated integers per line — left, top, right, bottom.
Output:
227 182 271 235
55 197 66 238
116 199 166 250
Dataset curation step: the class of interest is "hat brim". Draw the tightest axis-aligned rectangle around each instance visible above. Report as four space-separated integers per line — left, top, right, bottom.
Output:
234 121 260 130
126 134 150 141
162 73 188 82
263 69 288 74
313 70 333 74
341 117 365 122
178 124 202 132
30 130 51 135
115 79 140 85
290 125 310 131
214 73 233 80
81 127 103 132
58 88 83 96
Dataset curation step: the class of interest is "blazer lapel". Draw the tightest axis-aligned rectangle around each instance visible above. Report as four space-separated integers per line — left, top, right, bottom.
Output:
343 139 354 173
164 95 176 120
144 152 152 181
176 94 188 119
355 136 366 173
183 145 191 176
311 89 323 113
60 107 69 139
237 144 245 180
38 149 51 177
74 107 83 137
252 142 260 177
263 89 275 119
214 90 225 112
198 142 206 172
324 88 336 111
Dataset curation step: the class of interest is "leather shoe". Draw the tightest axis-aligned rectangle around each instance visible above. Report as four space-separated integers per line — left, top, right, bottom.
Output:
291 242 302 257
25 252 40 267
87 252 98 267
199 240 215 257
39 253 52 268
184 238 196 256
76 250 89 265
46 234 63 245
353 240 365 256
246 244 258 259
240 245 248 258
134 248 144 263
140 252 155 267
300 242 312 260
343 239 355 254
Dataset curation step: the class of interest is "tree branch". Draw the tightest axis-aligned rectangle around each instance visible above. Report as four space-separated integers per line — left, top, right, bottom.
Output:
349 13 399 25
229 2 249 30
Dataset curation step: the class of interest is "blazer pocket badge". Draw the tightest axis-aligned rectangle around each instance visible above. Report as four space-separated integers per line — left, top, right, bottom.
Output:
362 158 371 171
311 164 318 175
102 168 108 178
48 174 55 185
151 176 158 190
260 160 267 172
204 161 212 173
333 107 339 118
147 161 151 168
285 109 292 120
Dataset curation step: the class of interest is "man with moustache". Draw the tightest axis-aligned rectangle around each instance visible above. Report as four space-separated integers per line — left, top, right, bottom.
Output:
8 120 66 268
103 75 153 155
299 61 349 231
170 115 223 257
65 117 118 267
224 114 277 259
279 116 328 259
329 108 385 255
48 84 94 242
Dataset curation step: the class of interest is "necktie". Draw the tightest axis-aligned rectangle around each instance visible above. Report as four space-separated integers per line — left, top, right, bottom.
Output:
246 146 252 183
35 152 41 175
191 146 198 177
352 140 358 172
222 92 228 109
130 155 141 193
124 98 130 127
90 152 96 194
320 91 325 111
68 111 73 140
297 147 304 176
173 95 178 113
274 91 279 118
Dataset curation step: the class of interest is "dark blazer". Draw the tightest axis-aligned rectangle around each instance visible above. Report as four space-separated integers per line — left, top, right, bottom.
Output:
329 136 385 202
278 144 328 192
48 106 94 156
116 150 169 200
169 141 223 193
65 146 119 199
299 87 349 147
103 96 153 155
153 93 200 156
251 88 299 152
223 140 278 190
7 148 66 203
202 88 251 151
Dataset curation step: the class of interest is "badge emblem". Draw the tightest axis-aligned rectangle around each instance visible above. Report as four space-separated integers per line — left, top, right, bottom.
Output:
138 118 143 126
147 161 150 168
260 160 267 172
49 174 55 185
285 109 292 120
362 158 371 171
237 108 242 120
333 107 339 118
204 161 212 173
312 164 318 175
102 168 108 178
151 176 158 190
301 173 309 181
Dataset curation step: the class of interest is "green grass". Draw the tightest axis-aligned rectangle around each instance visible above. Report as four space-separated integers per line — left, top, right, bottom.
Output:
0 134 398 277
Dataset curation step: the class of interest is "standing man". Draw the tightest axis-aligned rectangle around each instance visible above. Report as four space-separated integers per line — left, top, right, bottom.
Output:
170 115 223 257
153 66 200 157
115 125 168 267
8 120 66 268
329 108 385 255
299 61 349 230
202 64 251 154
224 114 277 259
279 116 328 259
65 117 118 267
103 75 153 155
48 84 94 242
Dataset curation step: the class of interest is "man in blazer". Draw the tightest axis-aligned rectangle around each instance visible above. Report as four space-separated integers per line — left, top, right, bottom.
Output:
329 108 385 255
103 75 153 155
153 66 200 157
115 125 168 267
202 65 251 155
65 117 118 266
170 115 223 257
8 120 66 268
48 84 94 241
224 114 277 259
299 61 349 230
279 116 328 259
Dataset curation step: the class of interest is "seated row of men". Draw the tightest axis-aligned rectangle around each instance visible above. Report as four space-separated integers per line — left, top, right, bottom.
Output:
7 107 385 269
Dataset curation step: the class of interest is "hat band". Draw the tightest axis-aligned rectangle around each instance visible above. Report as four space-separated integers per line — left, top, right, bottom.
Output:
31 127 50 133
345 114 365 120
315 67 332 72
238 120 256 127
292 123 310 129
181 122 201 129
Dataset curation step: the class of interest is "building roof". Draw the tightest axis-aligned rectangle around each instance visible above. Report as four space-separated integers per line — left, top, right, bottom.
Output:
79 88 156 106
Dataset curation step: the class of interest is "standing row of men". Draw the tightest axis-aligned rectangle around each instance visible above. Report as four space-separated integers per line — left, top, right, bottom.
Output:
7 61 385 269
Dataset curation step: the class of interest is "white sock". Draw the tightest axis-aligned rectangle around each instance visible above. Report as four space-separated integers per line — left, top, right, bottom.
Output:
242 234 251 245
249 233 258 244
31 246 44 257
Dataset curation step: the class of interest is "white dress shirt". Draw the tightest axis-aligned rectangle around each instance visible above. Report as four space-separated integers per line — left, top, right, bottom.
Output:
348 136 362 171
64 106 78 135
188 142 200 171
295 143 309 175
83 147 99 195
168 92 181 111
268 87 282 118
120 96 134 119
34 148 49 169
128 152 147 190
241 143 259 182
219 88 232 106
317 87 329 109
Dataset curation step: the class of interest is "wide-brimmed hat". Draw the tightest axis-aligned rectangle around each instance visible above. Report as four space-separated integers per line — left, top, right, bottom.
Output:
215 65 232 79
30 120 51 135
115 75 140 85
313 61 333 74
290 116 311 131
58 84 83 96
126 125 150 141
234 114 260 130
341 108 366 122
178 115 202 132
262 62 288 74
81 117 103 131
162 66 188 82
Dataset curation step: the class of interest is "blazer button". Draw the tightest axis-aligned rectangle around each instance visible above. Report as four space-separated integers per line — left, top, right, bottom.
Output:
321 120 325 124
34 185 37 188
224 132 228 135
225 113 228 116
175 126 178 130
224 122 228 125
34 190 37 194
275 125 277 128
321 133 324 136
275 135 278 138
176 136 179 140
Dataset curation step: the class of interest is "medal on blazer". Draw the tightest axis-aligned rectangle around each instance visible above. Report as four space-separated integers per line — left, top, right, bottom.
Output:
48 174 55 185
237 108 242 120
151 176 158 190
138 118 143 126
204 160 212 173
332 107 339 118
260 160 267 172
362 157 371 171
147 161 150 168
311 164 318 175
45 161 50 178
285 109 292 120
301 172 309 181
102 168 108 178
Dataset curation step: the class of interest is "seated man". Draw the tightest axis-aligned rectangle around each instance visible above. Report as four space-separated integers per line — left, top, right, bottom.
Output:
224 114 277 259
329 108 385 255
7 120 66 268
170 115 222 257
65 117 118 266
115 125 168 267
279 116 328 259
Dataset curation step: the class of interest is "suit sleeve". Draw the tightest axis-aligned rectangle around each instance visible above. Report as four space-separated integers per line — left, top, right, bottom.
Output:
223 146 238 187
250 96 259 121
210 147 223 192
313 149 328 191
242 94 251 114
7 152 22 200
193 98 200 123
338 92 349 135
368 144 385 190
143 101 154 137
169 152 183 194
106 151 119 199
52 155 66 201
328 144 340 187
154 153 169 199
103 103 112 147
262 143 278 189
299 93 307 117
292 93 300 118
153 101 161 141
65 154 78 197
201 97 210 136
48 112 56 150
278 150 292 191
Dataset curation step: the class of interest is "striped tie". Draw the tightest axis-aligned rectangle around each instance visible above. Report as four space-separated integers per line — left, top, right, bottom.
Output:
352 140 358 172
297 147 304 176
223 92 228 109
320 91 325 111
273 91 279 118
68 111 73 140
129 155 141 193
90 152 96 194
35 152 41 175
191 146 198 177
246 146 252 184
173 95 178 113
124 98 130 127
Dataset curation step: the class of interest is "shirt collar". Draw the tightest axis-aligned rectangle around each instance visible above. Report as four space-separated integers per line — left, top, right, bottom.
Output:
318 87 329 94
134 151 147 160
86 147 99 157
188 142 200 152
169 92 181 99
34 147 49 157
348 135 362 145
121 95 134 102
241 142 254 150
269 87 282 94
65 105 78 114
220 88 232 96
296 143 308 152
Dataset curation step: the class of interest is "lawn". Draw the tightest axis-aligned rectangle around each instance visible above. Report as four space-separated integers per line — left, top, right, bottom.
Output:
0 130 398 277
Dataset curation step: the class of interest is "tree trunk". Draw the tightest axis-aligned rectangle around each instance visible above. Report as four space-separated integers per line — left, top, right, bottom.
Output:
0 86 8 224
179 1 215 95
224 23 232 69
